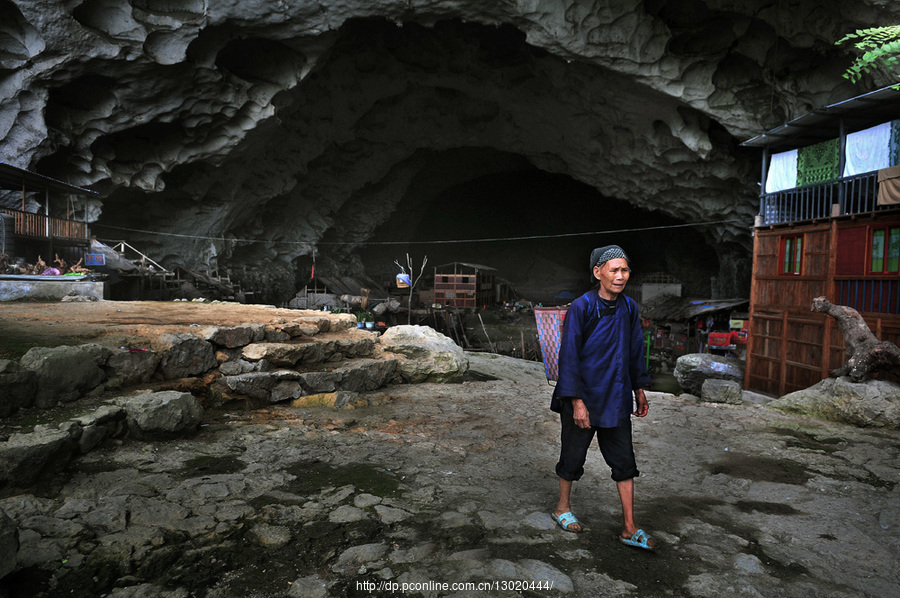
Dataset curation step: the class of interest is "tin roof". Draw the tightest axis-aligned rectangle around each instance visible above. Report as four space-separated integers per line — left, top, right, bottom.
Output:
0 162 99 196
434 262 497 272
641 294 749 321
741 83 900 152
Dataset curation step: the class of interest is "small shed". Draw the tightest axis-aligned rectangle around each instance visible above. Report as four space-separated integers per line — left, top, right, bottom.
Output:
292 274 388 310
634 272 683 304
641 295 749 356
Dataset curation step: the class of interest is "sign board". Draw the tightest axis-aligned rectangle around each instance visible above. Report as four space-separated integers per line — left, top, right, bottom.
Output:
84 253 106 266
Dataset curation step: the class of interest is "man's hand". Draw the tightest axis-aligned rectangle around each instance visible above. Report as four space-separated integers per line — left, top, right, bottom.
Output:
633 389 649 417
572 399 591 428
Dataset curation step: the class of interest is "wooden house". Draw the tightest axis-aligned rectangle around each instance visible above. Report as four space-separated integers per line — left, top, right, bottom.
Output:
433 262 497 308
742 85 900 396
0 162 98 263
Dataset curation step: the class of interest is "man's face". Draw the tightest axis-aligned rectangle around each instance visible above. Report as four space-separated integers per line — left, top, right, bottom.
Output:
593 258 630 300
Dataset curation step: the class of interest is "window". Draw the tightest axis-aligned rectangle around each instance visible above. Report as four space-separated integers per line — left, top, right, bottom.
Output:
780 235 803 275
870 226 900 273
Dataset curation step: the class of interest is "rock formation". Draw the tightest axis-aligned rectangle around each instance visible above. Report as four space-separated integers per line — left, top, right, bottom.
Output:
2 0 897 301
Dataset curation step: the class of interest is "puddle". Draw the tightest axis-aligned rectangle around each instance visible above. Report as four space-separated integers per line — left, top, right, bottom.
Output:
282 460 401 496
766 426 846 453
707 454 812 485
734 500 801 515
180 454 247 476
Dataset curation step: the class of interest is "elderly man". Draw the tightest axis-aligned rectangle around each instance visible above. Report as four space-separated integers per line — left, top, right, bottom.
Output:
549 244 654 550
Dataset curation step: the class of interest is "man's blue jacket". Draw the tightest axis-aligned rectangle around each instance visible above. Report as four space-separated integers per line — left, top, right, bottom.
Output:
550 290 649 428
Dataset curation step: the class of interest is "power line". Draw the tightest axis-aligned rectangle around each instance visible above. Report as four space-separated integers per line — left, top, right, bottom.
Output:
92 218 749 247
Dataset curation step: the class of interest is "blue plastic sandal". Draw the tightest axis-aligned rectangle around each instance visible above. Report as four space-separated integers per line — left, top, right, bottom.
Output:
620 528 655 550
552 511 582 533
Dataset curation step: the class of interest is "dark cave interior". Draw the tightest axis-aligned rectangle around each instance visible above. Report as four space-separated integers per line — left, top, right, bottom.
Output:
362 153 723 303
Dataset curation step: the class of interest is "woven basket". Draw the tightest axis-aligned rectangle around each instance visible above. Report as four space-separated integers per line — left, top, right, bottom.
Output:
534 306 568 382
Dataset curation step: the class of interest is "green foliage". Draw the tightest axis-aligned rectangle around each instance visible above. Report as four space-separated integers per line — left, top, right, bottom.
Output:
836 26 900 83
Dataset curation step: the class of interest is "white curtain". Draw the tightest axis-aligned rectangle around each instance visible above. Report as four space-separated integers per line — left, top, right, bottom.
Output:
765 149 798 193
843 121 891 177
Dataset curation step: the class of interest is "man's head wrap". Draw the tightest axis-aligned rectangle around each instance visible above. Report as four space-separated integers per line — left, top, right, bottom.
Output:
590 245 629 270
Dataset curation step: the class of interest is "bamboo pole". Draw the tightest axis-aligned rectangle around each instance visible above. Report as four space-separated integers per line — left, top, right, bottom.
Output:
478 313 495 353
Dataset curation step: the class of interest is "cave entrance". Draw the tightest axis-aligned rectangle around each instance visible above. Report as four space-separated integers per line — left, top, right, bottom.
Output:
361 148 720 305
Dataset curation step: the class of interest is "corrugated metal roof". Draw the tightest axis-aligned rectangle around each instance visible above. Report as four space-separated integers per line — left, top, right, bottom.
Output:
741 84 900 152
642 294 748 321
0 162 99 195
434 262 497 272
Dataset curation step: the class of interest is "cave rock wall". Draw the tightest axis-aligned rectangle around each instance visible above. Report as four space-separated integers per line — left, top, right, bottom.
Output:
1 0 896 300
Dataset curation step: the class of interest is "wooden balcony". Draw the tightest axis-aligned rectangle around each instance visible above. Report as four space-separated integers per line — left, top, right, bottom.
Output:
758 171 897 226
0 207 89 242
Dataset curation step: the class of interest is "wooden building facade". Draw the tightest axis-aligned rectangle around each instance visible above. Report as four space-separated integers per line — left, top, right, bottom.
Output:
433 262 496 308
0 162 96 261
743 85 900 396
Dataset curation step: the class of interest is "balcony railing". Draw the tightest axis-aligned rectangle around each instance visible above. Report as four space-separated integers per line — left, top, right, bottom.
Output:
758 171 891 226
0 207 89 241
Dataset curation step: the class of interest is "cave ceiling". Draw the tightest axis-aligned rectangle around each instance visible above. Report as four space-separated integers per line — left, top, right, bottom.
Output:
1 0 897 302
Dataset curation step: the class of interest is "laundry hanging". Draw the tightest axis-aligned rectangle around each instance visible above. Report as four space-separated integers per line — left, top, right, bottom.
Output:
843 121 891 177
765 149 798 193
797 138 840 186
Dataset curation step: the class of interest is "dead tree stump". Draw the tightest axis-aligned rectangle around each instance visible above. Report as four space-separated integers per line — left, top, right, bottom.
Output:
811 296 900 381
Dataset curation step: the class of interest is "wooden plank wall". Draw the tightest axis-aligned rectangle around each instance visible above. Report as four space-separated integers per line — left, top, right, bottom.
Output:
748 220 900 396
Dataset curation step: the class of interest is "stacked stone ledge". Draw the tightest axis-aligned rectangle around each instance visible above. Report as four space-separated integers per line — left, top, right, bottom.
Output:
0 316 470 491
0 312 381 417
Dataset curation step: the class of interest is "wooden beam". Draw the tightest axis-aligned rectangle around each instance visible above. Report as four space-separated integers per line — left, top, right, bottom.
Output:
779 310 789 396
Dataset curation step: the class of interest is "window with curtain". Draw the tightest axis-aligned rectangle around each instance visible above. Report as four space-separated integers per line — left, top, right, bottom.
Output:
870 226 900 273
780 235 803 275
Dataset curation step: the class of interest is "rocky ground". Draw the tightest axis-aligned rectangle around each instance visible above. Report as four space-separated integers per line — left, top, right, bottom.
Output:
1 340 898 597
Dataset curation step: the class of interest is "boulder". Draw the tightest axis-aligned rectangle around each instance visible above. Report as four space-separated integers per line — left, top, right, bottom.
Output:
701 379 743 405
769 376 900 429
114 391 204 437
18 344 111 408
157 334 218 379
0 428 75 488
73 405 127 453
0 507 17 579
0 359 37 416
674 353 744 396
203 324 265 348
224 370 302 401
242 343 311 367
379 325 468 383
298 359 397 394
106 348 162 389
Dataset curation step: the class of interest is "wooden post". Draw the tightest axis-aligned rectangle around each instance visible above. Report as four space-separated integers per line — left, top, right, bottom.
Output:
823 218 839 379
478 313 495 353
838 117 846 212
779 310 789 396
744 224 761 391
